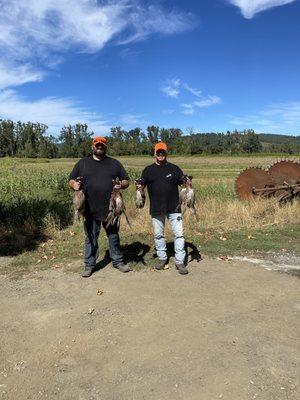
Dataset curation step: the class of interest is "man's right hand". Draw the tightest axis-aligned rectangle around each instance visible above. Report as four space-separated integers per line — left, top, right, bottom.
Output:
70 180 81 191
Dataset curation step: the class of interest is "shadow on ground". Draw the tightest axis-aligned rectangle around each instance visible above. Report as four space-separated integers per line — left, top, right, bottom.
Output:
153 241 202 264
0 227 49 256
0 190 73 256
93 240 202 272
93 241 152 272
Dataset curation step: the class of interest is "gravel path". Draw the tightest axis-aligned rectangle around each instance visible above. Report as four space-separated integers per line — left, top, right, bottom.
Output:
0 258 299 400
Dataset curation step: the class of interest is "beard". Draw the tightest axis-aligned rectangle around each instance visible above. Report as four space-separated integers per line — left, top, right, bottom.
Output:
93 147 106 158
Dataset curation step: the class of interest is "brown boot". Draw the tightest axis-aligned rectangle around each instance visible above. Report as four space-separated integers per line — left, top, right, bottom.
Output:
81 266 94 278
155 259 168 270
114 263 131 273
176 263 188 275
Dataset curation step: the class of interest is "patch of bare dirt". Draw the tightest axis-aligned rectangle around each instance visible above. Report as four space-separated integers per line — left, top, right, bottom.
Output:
230 253 300 277
0 259 299 400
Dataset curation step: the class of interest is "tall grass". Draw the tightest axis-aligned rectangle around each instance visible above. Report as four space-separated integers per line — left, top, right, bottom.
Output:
0 156 299 236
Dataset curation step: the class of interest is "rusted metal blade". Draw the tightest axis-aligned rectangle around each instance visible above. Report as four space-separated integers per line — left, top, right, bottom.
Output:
235 168 275 200
268 160 300 185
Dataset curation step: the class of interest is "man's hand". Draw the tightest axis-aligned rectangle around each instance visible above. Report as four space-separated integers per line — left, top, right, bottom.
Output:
114 182 122 190
69 180 81 191
114 179 129 190
135 178 144 190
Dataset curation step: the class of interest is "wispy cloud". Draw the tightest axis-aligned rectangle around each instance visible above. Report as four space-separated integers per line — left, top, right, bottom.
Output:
182 83 203 98
0 90 110 134
181 104 196 115
119 113 147 127
0 63 43 90
226 0 296 19
162 78 221 114
180 96 221 115
0 1 195 134
117 4 196 45
230 101 300 133
0 0 195 89
161 79 181 98
0 89 152 133
194 96 222 108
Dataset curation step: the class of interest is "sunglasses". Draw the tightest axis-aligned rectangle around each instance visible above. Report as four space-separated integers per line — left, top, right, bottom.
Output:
95 143 106 149
156 150 167 156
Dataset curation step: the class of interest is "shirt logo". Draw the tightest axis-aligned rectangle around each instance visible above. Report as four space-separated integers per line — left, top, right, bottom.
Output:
166 174 172 178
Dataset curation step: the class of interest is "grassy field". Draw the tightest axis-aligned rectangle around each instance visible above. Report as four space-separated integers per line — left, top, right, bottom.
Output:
0 155 299 274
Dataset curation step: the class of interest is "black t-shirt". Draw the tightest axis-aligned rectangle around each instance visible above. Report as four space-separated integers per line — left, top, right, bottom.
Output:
141 162 183 216
69 155 129 221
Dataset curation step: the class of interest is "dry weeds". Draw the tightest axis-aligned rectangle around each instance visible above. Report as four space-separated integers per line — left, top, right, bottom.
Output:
122 197 300 236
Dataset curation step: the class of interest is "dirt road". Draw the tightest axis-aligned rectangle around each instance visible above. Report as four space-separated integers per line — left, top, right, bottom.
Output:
0 259 299 400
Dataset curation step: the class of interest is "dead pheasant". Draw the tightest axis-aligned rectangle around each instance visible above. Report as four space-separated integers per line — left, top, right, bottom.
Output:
106 177 131 228
177 175 197 217
73 177 85 221
135 178 146 208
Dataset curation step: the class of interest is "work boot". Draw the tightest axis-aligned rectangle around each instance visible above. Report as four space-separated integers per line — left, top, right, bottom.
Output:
155 259 168 270
114 263 131 273
176 263 188 275
81 266 94 278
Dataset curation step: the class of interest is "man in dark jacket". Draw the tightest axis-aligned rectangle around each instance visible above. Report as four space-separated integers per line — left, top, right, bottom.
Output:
69 136 130 277
139 142 188 275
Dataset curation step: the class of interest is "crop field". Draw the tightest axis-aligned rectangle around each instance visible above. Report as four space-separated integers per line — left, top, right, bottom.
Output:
0 155 299 273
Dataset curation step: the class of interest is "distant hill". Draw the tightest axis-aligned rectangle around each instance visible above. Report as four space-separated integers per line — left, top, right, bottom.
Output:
258 133 300 145
257 133 300 153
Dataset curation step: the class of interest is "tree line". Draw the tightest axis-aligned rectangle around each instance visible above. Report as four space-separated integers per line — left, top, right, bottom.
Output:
0 120 299 158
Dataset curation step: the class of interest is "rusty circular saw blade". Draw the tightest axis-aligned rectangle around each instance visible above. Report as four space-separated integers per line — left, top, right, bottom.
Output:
267 160 300 185
235 167 274 200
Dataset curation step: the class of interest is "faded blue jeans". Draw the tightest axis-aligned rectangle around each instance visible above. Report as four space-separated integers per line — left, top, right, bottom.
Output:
152 213 186 264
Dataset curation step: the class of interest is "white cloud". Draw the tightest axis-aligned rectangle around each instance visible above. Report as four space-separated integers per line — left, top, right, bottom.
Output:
181 104 195 115
0 63 43 90
118 4 195 44
0 90 110 135
180 96 221 115
0 1 194 132
230 101 300 133
194 96 222 108
226 0 296 19
0 89 152 133
162 79 221 114
183 83 202 98
119 113 147 126
0 0 194 89
0 0 127 64
262 102 300 125
161 79 181 98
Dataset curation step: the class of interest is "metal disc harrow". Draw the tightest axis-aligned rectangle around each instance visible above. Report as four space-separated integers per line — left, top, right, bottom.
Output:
235 160 300 202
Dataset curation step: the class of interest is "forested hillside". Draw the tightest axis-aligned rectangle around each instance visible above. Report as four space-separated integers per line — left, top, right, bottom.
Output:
0 120 299 158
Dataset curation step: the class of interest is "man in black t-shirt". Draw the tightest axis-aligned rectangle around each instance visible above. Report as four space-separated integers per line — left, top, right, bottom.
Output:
69 136 130 277
140 142 188 275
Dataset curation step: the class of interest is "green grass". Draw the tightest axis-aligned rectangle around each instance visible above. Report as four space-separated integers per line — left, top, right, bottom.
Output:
0 155 299 277
4 222 299 278
191 224 300 257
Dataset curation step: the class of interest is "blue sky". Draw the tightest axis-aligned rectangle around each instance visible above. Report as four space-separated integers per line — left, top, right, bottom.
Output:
0 0 299 136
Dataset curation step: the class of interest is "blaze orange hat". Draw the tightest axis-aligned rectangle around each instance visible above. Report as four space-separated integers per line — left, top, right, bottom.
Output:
154 142 168 153
93 136 107 147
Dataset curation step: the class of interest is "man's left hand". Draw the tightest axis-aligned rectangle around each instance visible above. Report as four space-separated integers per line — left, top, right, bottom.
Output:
114 182 122 190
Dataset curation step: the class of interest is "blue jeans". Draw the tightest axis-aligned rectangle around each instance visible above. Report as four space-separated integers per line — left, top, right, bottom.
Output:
84 215 123 268
152 213 186 264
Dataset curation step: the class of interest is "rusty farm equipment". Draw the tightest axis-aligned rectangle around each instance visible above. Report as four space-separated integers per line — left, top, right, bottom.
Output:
235 160 300 202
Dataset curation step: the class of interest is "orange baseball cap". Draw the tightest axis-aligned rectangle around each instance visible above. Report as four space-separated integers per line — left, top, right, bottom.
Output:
154 142 168 153
93 136 107 147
